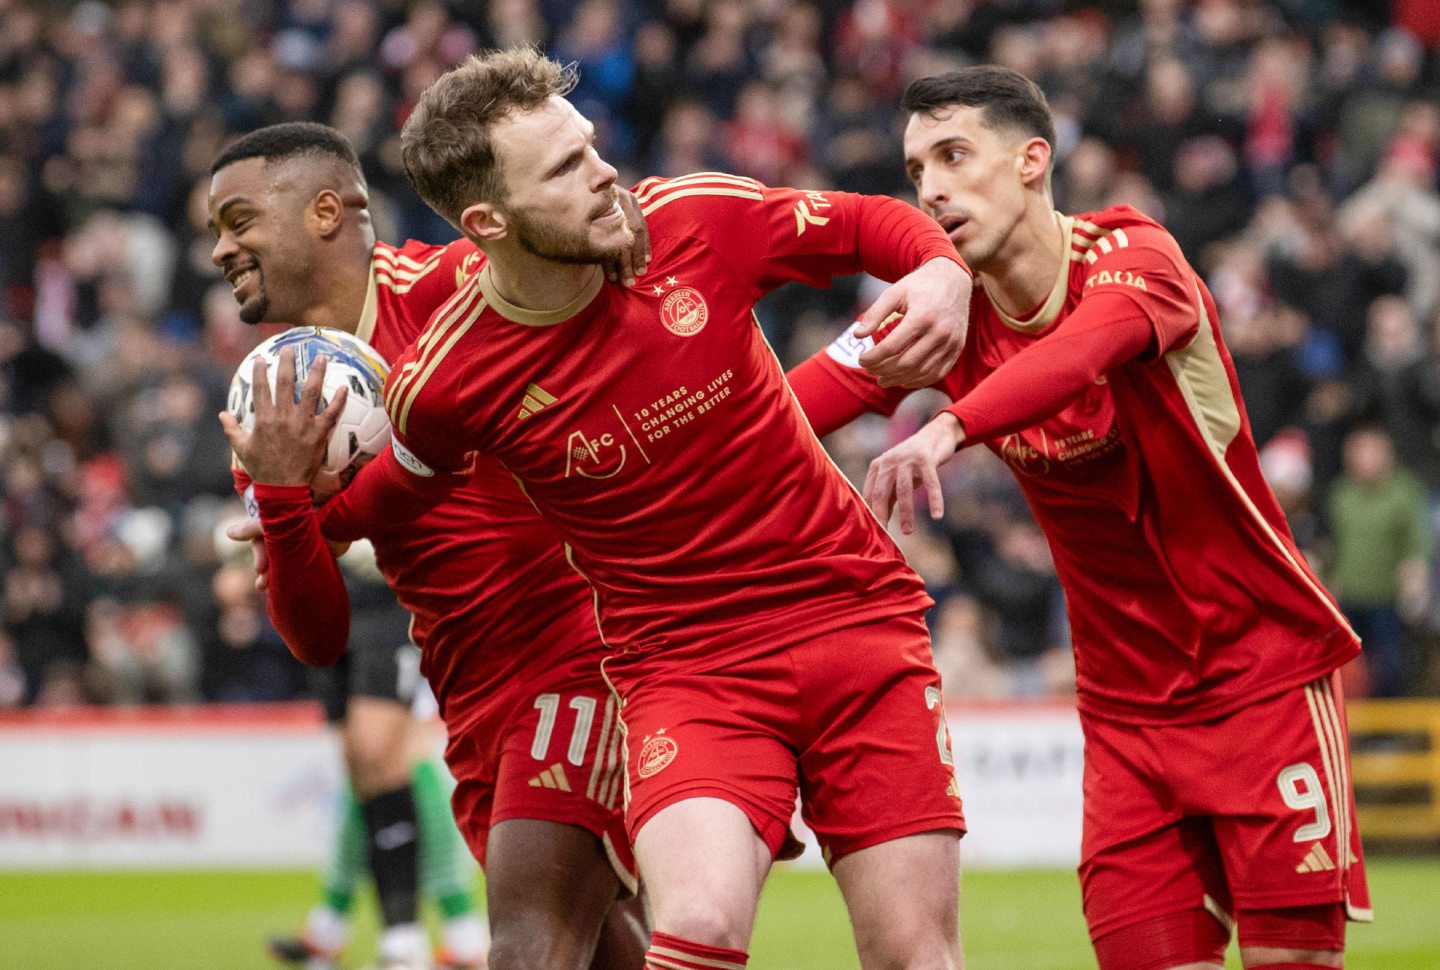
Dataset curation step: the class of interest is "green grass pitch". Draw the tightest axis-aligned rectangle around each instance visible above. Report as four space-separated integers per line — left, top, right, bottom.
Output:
1 859 1436 968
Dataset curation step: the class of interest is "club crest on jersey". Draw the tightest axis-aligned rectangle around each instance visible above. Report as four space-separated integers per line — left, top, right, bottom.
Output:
637 730 677 778
660 287 708 337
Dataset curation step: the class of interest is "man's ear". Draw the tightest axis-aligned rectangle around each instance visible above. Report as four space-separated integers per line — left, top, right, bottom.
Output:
307 189 347 238
460 202 507 243
1018 136 1053 191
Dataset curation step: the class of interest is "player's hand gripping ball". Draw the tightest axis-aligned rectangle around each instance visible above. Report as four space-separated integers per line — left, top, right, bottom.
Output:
227 327 392 489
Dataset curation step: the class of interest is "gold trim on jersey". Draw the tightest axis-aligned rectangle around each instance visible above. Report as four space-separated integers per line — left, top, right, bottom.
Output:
474 262 602 327
1201 893 1234 933
1164 285 1358 642
988 212 1074 333
563 542 610 650
635 172 765 216
373 245 443 295
356 252 380 345
587 696 616 801
375 248 436 272
386 281 487 436
634 171 763 203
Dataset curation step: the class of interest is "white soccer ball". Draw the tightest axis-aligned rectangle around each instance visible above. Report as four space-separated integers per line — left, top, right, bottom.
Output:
227 327 392 486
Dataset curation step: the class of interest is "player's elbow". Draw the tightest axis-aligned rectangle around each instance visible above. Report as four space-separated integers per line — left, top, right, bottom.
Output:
275 617 349 669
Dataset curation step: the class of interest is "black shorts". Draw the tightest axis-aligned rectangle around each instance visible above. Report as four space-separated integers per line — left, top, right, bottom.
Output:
308 601 422 724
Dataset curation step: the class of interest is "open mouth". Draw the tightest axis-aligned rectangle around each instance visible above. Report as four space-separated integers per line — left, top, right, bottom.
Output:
226 265 258 295
937 213 968 241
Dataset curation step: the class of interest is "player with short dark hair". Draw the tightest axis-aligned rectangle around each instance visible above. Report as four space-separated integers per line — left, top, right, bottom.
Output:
282 46 975 970
211 120 651 970
790 65 1371 970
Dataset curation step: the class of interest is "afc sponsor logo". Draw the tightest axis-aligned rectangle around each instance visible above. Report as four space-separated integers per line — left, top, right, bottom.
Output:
637 729 678 779
998 434 1051 477
997 423 1123 476
566 429 627 479
793 191 832 235
1084 269 1148 291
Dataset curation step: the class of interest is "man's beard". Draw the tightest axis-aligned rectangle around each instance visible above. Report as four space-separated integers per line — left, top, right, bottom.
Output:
509 202 630 265
237 284 270 325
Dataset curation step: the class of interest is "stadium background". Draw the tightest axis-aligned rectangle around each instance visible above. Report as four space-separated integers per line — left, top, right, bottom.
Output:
2 0 1440 966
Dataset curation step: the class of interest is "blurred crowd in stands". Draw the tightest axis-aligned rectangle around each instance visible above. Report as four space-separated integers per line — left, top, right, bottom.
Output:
3 0 1440 709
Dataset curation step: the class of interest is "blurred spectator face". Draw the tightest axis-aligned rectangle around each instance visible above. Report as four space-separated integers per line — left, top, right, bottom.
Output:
1365 295 1420 364
1174 136 1237 193
1343 427 1395 484
331 1 380 62
903 104 1050 271
1377 27 1422 90
1144 58 1195 125
1064 137 1115 200
208 155 362 325
1259 429 1313 506
990 26 1043 80
634 21 677 68
13 525 55 568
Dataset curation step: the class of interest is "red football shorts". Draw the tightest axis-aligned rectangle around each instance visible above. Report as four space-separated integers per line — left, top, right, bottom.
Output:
601 611 966 864
443 607 636 895
1080 672 1371 945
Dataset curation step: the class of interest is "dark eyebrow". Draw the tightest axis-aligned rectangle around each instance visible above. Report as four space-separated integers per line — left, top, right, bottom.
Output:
546 119 598 179
206 196 254 234
546 148 584 179
904 136 972 171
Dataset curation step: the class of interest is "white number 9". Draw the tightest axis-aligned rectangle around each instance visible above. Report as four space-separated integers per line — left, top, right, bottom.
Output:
1277 763 1331 843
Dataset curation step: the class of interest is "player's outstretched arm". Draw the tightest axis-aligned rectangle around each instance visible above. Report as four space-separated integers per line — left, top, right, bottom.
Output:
862 413 966 534
855 256 973 389
227 495 352 667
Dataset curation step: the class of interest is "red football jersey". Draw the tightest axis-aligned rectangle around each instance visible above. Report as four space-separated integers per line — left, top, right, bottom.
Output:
383 174 940 656
237 238 599 730
801 206 1359 723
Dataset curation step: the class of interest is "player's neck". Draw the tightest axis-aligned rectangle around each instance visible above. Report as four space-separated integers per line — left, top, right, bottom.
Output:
976 205 1065 319
298 246 372 334
484 248 599 315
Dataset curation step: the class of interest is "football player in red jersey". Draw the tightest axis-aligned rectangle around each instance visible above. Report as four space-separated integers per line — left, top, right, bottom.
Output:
210 123 652 970
293 48 975 970
804 66 1370 970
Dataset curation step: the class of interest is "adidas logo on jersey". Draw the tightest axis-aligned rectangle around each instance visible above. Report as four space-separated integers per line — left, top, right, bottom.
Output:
517 383 558 420
1295 842 1336 873
528 763 572 792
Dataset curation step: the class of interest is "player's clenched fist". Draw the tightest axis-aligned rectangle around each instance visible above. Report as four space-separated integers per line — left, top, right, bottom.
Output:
854 256 973 389
863 411 966 534
219 347 348 487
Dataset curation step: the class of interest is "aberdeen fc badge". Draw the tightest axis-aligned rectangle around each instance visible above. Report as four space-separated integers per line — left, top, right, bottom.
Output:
637 730 678 778
660 287 708 337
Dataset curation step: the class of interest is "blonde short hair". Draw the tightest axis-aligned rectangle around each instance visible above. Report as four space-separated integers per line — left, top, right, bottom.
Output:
401 46 578 225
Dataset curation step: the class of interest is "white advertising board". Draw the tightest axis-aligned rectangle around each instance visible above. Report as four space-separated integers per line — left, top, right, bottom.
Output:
0 707 342 869
0 701 1085 871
